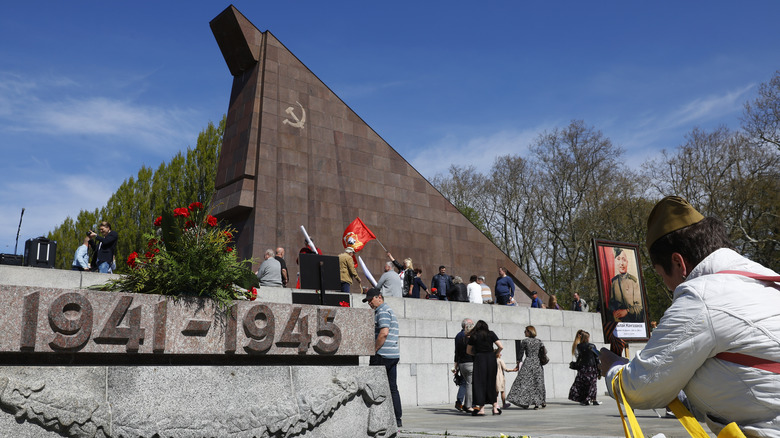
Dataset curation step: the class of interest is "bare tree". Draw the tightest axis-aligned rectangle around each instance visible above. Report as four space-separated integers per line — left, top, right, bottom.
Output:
742 70 780 151
644 125 780 270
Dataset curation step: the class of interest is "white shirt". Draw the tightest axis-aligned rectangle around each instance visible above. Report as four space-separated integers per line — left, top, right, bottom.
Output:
467 282 482 303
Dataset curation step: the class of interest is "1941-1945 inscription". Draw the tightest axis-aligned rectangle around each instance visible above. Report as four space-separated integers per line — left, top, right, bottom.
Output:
0 286 374 357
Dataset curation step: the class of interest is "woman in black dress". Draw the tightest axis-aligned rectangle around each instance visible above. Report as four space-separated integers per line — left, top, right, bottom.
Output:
568 330 602 405
466 320 504 415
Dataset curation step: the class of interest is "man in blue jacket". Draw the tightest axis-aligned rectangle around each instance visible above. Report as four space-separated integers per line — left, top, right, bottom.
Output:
494 267 515 305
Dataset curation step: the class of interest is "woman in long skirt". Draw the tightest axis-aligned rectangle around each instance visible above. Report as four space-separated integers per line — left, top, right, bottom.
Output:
568 330 601 405
507 325 546 409
467 320 504 416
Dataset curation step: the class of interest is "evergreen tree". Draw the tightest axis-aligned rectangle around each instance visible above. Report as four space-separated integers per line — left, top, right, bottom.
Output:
47 116 225 271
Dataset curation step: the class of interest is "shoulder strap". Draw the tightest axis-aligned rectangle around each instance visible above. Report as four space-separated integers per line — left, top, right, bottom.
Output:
716 270 780 282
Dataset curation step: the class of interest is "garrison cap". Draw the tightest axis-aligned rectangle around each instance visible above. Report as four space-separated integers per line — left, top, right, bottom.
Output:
646 196 704 250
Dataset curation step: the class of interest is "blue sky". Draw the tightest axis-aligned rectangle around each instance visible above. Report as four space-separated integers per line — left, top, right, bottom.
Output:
1 1 779 253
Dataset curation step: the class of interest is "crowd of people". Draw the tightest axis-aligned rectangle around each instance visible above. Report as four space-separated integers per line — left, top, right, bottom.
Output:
255 242 580 312
452 317 604 417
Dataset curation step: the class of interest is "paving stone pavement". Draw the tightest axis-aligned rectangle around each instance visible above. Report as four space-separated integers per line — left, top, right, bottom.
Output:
397 399 716 438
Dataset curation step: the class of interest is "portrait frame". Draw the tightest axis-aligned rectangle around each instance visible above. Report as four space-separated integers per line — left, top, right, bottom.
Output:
592 239 650 343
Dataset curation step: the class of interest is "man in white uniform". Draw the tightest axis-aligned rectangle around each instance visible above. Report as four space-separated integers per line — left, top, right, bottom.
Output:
599 196 780 437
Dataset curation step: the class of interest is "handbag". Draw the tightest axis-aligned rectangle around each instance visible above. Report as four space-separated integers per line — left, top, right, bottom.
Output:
569 360 580 370
453 369 464 386
538 343 549 366
612 368 746 438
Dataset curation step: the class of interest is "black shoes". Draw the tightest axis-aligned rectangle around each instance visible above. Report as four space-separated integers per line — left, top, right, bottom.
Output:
455 401 462 411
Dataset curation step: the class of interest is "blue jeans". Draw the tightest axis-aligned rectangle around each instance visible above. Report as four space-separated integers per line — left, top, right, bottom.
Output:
98 261 110 273
370 354 401 422
341 282 351 293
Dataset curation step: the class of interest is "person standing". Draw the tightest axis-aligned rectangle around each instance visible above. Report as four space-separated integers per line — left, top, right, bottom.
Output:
447 276 469 302
275 247 288 287
411 268 427 299
599 196 780 436
453 318 475 413
338 247 360 293
376 261 403 298
88 221 118 274
568 330 600 406
256 249 283 287
478 276 493 304
530 291 543 308
71 235 91 271
467 275 482 303
547 294 561 310
507 326 546 409
467 320 504 416
494 267 515 305
571 293 588 312
387 252 414 297
364 288 402 428
431 266 453 301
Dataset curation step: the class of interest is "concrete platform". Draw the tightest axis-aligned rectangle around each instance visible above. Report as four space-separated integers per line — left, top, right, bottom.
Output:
398 399 715 438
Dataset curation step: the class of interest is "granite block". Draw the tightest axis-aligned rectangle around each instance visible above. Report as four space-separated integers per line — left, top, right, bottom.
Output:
0 365 397 438
450 301 493 324
399 337 431 364
562 309 599 329
529 307 565 327
0 286 373 358
404 298 450 321
430 338 454 364
415 364 450 405
396 363 418 408
492 305 530 326
414 319 447 338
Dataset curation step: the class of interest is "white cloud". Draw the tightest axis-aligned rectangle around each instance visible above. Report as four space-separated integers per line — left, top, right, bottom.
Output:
0 173 114 252
664 83 754 128
0 70 200 154
408 127 545 179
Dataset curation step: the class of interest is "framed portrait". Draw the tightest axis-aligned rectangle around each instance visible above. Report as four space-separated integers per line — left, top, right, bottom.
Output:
592 239 650 343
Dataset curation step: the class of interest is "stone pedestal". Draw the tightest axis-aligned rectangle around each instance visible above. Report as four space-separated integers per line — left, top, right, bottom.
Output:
0 284 396 437
0 365 396 438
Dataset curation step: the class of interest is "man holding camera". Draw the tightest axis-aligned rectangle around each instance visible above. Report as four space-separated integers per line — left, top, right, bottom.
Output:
89 221 118 273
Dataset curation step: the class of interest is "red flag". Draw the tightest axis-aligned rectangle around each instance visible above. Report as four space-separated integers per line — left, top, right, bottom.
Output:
342 217 376 252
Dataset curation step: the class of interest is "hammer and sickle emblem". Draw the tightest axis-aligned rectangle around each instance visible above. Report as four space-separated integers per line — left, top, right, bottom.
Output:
282 101 306 129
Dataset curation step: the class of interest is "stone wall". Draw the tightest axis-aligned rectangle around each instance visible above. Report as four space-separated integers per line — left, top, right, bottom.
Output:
355 296 615 406
0 264 630 408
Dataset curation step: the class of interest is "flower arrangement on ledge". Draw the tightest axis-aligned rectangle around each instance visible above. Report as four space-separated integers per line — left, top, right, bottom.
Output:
101 202 258 308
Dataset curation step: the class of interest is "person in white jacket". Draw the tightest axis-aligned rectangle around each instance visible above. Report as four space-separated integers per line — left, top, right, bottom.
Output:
599 196 780 438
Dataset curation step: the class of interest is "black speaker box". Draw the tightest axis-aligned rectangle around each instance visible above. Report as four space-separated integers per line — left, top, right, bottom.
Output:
0 253 23 266
24 237 57 268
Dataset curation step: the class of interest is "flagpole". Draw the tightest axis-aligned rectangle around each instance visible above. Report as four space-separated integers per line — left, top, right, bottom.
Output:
374 238 388 253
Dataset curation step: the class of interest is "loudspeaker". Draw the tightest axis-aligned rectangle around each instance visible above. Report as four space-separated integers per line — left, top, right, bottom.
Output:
299 253 340 291
0 253 23 266
24 237 57 268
